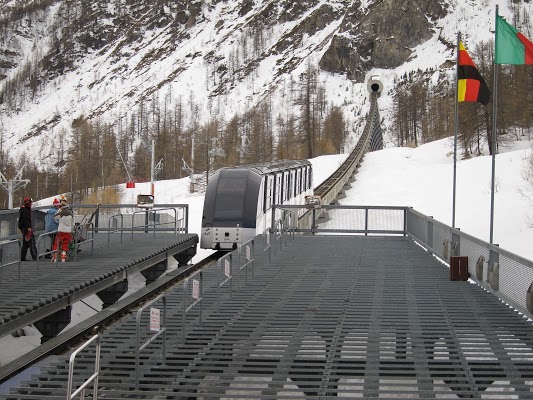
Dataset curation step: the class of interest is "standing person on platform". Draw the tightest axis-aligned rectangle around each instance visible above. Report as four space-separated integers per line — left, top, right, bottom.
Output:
18 196 37 261
52 198 74 262
45 198 60 253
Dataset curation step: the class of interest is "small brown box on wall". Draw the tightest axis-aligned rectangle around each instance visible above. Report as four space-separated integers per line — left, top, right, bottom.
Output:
450 256 469 281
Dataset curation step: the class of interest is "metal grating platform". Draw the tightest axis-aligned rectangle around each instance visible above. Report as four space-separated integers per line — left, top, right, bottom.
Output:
0 233 198 339
4 235 533 399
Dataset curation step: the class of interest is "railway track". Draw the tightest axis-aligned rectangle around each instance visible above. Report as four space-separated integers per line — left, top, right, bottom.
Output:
314 92 379 202
1 92 382 394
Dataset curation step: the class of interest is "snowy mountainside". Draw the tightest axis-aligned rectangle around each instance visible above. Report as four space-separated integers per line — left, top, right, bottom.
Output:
0 0 531 167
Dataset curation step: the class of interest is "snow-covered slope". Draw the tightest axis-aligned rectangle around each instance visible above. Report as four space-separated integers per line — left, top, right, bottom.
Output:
2 0 531 166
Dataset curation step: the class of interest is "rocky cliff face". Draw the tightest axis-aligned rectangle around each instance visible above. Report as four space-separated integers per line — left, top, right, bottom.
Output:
1 0 447 83
320 0 448 81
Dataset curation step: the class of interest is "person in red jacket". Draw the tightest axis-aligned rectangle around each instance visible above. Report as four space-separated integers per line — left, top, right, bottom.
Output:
18 196 37 261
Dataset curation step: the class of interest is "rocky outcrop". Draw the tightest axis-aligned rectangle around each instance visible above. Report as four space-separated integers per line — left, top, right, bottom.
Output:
320 0 447 81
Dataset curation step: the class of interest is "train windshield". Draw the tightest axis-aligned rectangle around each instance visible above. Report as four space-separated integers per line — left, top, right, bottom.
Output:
214 175 247 220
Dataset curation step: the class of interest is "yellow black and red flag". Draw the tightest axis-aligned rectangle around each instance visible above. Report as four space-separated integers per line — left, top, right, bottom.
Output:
457 41 491 105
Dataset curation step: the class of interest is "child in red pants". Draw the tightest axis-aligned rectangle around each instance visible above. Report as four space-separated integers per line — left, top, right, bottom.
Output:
52 198 74 262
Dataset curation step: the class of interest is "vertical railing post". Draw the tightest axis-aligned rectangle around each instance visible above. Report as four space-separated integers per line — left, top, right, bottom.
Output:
452 230 461 257
365 208 369 236
427 216 434 251
94 205 100 233
182 271 203 342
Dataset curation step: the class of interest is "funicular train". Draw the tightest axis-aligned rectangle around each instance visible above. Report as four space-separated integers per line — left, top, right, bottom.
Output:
200 160 313 250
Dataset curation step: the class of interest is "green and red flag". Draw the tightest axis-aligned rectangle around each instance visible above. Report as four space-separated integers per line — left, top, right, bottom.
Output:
495 15 533 64
457 41 491 105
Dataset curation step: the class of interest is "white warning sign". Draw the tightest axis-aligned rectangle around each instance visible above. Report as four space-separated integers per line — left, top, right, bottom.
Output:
150 307 160 332
224 259 231 277
192 279 200 300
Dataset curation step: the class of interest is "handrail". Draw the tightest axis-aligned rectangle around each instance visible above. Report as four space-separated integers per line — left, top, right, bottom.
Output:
0 239 22 283
36 231 56 269
72 222 95 261
67 334 101 400
131 208 178 238
182 270 203 342
237 238 255 290
217 252 233 310
107 214 124 247
0 204 190 241
135 294 167 390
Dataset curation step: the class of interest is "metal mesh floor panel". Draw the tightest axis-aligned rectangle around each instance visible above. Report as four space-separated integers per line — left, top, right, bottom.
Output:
4 235 533 399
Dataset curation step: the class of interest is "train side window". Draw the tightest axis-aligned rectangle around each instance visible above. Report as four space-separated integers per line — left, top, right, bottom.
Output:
308 167 313 189
266 175 274 210
275 173 282 205
258 180 264 214
302 167 307 192
283 171 289 202
290 170 295 198
296 169 301 195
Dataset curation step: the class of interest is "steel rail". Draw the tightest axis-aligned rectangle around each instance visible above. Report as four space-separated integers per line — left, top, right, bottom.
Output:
314 92 379 200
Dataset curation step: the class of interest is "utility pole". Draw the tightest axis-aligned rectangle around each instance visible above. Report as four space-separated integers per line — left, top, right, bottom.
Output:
140 139 163 197
182 138 195 193
0 166 30 209
150 139 155 196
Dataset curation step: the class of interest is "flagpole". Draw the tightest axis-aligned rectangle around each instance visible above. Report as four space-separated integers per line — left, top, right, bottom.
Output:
489 5 499 244
452 32 460 229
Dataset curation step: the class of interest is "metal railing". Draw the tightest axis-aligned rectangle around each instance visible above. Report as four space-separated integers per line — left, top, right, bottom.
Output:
107 214 124 247
36 223 95 267
67 334 101 400
70 222 95 261
270 204 533 321
406 208 533 321
182 270 203 342
0 204 190 241
263 226 272 264
0 240 21 284
237 239 255 289
36 231 56 268
131 208 180 238
135 294 167 390
217 252 233 309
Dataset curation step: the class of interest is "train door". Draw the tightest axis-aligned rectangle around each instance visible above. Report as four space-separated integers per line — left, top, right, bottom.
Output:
263 174 275 234
265 174 274 211
301 167 307 194
274 173 282 222
296 168 301 196
257 178 266 234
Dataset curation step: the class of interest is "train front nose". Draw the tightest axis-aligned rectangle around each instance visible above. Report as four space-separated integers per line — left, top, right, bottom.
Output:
214 227 241 250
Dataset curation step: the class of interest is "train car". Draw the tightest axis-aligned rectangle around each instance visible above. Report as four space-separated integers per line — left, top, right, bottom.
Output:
200 160 313 250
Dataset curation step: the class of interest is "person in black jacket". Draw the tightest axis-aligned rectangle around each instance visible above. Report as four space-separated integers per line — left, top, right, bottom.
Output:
18 196 37 261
